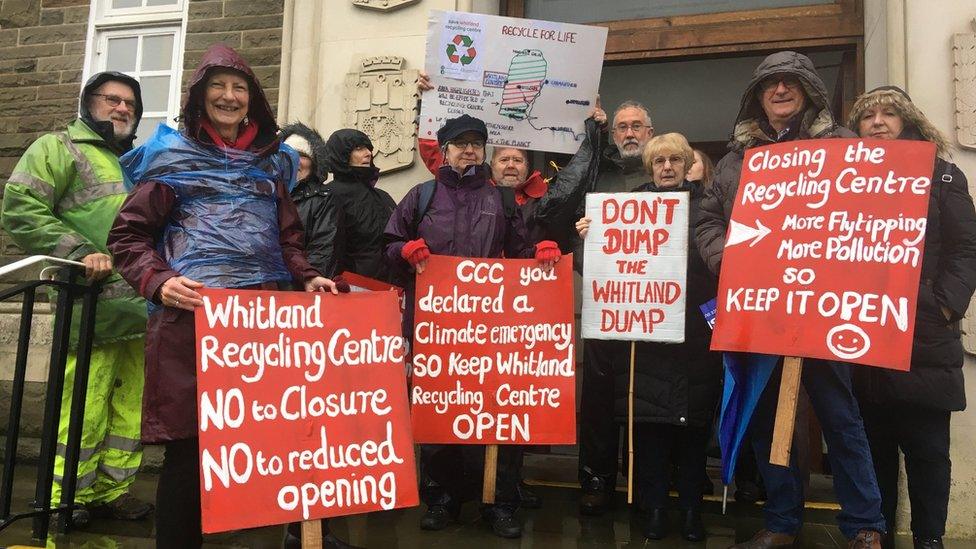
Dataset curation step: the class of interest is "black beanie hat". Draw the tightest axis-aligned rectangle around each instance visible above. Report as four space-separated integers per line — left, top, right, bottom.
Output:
436 114 488 145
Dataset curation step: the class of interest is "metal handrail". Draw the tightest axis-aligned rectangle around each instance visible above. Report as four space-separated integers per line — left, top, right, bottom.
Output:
0 256 99 540
0 255 85 281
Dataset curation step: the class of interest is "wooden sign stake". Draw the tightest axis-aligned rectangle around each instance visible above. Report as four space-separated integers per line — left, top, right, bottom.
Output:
483 444 499 503
301 520 322 548
627 341 636 504
770 356 804 466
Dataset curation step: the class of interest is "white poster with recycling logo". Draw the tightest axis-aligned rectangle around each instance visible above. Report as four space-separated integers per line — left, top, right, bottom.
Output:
437 13 485 81
420 10 608 155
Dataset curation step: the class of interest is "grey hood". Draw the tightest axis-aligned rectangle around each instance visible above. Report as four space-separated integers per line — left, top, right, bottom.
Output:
729 51 842 151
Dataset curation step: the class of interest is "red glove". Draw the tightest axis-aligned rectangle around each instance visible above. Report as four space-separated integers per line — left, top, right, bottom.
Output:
535 240 561 263
401 238 431 267
332 275 351 294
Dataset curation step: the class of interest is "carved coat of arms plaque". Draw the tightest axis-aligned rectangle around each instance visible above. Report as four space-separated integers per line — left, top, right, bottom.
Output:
953 31 976 150
352 0 420 12
343 56 419 174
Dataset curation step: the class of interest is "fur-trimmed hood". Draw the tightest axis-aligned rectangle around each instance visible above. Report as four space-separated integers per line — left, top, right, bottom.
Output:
280 122 329 183
847 86 951 159
729 51 841 151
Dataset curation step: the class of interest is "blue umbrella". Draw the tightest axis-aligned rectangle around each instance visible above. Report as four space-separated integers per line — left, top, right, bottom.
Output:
718 352 779 511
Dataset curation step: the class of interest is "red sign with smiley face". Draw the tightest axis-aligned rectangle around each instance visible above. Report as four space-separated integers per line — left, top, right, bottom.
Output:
711 139 936 370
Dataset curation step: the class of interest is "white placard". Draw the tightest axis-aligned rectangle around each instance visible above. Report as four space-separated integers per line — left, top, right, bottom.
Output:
581 192 689 342
419 10 608 155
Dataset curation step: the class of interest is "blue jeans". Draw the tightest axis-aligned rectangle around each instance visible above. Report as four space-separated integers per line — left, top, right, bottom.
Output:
750 359 885 539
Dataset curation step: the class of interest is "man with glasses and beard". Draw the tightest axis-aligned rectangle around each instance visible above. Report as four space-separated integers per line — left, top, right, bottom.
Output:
533 99 655 516
1 71 153 525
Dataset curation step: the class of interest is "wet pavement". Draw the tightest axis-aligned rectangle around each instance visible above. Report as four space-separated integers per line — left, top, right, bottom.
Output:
3 466 972 549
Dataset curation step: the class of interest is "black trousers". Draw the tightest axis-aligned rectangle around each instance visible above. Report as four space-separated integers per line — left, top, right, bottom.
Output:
156 438 202 549
419 443 521 512
636 423 711 511
861 405 951 541
578 339 624 487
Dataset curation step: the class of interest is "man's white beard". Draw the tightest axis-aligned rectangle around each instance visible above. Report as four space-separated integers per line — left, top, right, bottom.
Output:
618 145 643 159
105 115 136 141
114 122 136 141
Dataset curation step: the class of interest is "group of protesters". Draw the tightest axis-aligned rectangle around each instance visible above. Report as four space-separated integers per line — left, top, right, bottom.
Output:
1 38 973 549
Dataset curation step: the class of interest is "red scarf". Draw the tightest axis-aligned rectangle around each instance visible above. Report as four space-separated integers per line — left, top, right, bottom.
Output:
514 171 547 205
200 118 258 150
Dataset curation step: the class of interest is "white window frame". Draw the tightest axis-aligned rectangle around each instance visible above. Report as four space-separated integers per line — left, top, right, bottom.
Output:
92 26 184 129
81 0 188 131
93 0 186 27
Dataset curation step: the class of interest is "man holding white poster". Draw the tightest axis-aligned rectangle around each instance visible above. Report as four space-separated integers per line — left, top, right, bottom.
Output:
532 98 656 515
577 133 722 542
418 10 607 155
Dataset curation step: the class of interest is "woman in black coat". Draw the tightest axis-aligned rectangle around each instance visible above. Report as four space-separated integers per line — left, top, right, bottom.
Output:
283 122 344 278
849 86 976 549
576 133 722 542
322 129 398 283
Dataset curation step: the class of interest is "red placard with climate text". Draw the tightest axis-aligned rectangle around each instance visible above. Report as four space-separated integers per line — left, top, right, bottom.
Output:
195 289 418 533
410 255 576 444
711 139 935 370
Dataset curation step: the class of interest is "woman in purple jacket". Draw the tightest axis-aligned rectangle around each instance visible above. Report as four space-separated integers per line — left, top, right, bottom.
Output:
384 115 560 539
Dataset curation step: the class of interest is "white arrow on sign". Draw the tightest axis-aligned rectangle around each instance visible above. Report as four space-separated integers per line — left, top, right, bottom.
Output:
726 219 772 248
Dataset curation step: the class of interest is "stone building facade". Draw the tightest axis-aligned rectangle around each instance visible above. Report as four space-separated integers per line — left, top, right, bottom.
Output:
0 0 286 273
0 0 288 469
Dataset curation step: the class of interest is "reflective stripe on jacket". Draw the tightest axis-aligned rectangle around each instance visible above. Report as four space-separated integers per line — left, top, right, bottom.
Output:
2 119 146 347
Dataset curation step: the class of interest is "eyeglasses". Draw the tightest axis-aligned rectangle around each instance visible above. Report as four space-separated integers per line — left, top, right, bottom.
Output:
760 76 801 92
613 123 648 134
651 155 686 167
92 93 137 112
450 140 486 150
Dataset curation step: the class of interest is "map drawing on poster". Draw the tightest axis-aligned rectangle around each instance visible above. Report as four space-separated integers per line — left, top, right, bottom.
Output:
580 192 690 342
420 10 608 154
711 139 936 370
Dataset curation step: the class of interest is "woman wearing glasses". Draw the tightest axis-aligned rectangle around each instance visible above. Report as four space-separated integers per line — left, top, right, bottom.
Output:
576 133 722 543
384 114 561 539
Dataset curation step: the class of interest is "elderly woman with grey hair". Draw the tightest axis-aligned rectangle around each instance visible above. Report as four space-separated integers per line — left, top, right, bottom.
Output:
849 86 976 549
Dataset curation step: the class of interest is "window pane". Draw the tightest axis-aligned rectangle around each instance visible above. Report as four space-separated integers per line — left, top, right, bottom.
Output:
142 34 174 71
134 117 167 147
112 0 141 8
106 37 138 72
524 0 833 24
140 75 171 112
146 0 179 5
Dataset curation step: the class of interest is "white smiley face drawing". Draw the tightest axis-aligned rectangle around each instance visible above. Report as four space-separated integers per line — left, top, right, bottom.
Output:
826 324 870 360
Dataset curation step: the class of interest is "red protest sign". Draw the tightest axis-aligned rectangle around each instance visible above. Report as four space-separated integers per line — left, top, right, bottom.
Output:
712 139 936 370
410 255 576 444
338 271 405 312
195 289 418 533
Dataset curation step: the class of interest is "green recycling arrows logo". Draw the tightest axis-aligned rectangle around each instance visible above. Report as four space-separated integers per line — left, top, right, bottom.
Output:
446 34 477 65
